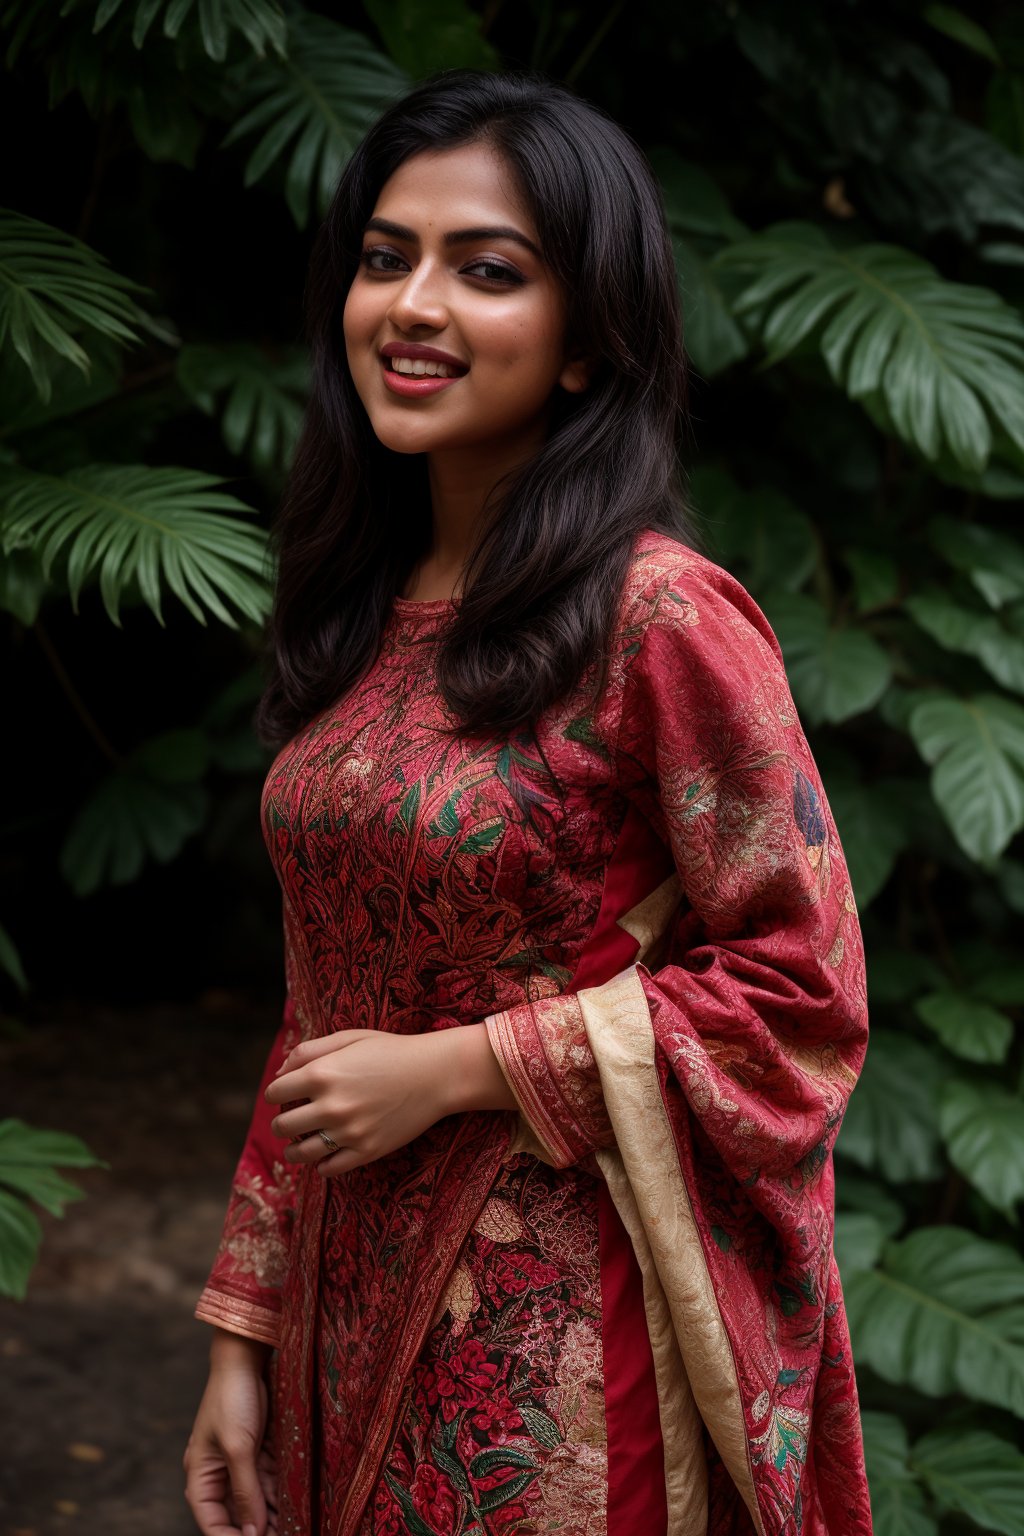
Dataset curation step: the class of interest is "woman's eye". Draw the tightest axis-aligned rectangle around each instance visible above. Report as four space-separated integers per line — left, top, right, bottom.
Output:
464 259 523 285
362 248 406 273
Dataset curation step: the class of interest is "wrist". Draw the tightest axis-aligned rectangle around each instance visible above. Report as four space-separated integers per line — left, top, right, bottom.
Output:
439 1023 517 1116
209 1326 272 1372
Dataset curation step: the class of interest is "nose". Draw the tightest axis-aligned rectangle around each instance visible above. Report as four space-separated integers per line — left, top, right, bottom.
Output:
386 257 449 334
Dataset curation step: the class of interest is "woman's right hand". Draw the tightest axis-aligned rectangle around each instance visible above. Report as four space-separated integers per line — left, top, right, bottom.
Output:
184 1329 277 1536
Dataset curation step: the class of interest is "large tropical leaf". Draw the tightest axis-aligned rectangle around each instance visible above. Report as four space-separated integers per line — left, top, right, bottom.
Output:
223 14 408 227
92 0 286 60
177 342 309 472
835 1029 945 1181
695 466 817 595
860 1411 937 1536
912 1422 1024 1536
844 1226 1024 1416
651 149 751 378
939 1080 1024 1219
928 513 1024 609
0 209 163 403
914 989 1015 1064
711 222 1024 471
825 776 909 908
60 730 211 894
909 692 1024 862
0 463 271 627
907 591 1024 693
761 590 892 725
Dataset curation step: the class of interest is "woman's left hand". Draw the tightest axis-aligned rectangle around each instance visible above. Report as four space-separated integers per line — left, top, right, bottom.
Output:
264 1027 465 1176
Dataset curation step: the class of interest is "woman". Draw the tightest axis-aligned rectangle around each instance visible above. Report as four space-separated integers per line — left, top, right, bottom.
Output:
185 69 873 1536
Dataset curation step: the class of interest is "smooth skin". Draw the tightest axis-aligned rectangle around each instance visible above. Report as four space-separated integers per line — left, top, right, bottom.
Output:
184 139 592 1536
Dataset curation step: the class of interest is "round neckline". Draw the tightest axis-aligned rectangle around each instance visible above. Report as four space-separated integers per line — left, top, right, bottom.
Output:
391 593 457 616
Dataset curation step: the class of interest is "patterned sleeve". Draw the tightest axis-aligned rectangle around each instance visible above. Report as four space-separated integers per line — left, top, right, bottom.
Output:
193 993 304 1347
485 551 868 1170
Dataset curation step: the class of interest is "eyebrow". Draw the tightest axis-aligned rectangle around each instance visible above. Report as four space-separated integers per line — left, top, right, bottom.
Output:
363 217 543 262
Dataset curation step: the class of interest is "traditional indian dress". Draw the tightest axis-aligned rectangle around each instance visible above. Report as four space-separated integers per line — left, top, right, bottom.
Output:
195 528 873 1536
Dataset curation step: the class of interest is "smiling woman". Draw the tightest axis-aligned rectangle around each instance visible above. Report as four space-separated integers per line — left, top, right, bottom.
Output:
184 70 873 1536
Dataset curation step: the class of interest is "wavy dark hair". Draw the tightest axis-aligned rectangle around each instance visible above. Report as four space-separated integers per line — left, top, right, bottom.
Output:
255 68 698 751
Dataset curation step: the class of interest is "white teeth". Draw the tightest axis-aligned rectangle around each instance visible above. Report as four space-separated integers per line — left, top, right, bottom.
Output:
388 355 457 378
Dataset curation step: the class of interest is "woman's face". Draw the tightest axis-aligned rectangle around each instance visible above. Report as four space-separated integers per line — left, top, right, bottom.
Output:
343 140 588 459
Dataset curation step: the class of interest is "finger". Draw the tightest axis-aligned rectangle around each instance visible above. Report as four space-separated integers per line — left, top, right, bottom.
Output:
315 1145 374 1177
284 1130 338 1166
269 1100 337 1140
185 1456 243 1536
272 1030 377 1077
225 1444 266 1536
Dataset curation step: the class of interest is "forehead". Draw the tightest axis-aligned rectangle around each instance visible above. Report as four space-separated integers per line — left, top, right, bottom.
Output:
371 141 536 238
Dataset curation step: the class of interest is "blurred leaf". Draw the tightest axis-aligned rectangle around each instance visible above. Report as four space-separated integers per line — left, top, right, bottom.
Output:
177 342 309 471
844 547 900 614
923 5 1001 63
764 591 892 725
844 1225 1024 1415
0 1188 40 1302
0 548 48 624
915 989 1014 1064
0 208 159 404
60 769 209 895
834 1212 886 1278
908 593 1024 692
909 692 1024 862
834 1171 905 1238
913 1424 1024 1536
362 0 497 75
0 463 271 628
860 1411 937 1536
93 0 287 60
0 921 28 994
827 777 908 907
0 1119 102 1215
712 223 1024 471
940 1081 1024 1219
699 472 817 595
224 14 408 228
835 1029 945 1181
866 947 944 1006
928 515 1024 609
652 149 751 377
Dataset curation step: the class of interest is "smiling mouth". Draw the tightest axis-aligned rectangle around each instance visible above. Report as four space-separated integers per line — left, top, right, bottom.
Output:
384 356 467 379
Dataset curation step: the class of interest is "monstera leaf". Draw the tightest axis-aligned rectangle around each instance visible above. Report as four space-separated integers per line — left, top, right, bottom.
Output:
860 1411 937 1536
939 1080 1024 1218
844 1226 1024 1416
762 591 892 725
712 222 1024 471
835 1029 945 1181
912 1422 1024 1536
909 692 1024 862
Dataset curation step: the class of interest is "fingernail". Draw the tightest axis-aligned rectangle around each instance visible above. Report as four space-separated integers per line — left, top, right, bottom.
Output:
243 1525 257 1536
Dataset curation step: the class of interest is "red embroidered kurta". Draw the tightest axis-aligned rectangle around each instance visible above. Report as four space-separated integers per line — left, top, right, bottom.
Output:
196 529 873 1535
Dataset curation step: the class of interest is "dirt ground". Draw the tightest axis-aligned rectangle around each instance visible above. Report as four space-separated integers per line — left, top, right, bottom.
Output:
0 994 281 1536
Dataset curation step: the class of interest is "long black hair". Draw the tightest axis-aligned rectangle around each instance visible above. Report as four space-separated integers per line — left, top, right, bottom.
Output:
255 68 698 750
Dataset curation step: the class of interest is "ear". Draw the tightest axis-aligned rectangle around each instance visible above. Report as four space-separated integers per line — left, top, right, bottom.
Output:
558 346 596 395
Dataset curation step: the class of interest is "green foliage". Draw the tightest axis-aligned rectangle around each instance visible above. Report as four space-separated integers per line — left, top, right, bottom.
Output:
3 4 1024 1517
0 1118 104 1300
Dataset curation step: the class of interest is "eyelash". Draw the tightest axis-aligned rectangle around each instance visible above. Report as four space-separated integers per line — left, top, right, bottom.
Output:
359 247 524 286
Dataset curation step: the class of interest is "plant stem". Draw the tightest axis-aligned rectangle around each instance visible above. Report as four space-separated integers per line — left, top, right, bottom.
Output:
33 621 123 768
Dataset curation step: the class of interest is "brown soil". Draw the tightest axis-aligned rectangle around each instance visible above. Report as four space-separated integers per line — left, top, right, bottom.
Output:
0 995 280 1536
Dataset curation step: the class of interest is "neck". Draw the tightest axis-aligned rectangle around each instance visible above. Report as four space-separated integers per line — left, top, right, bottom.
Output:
421 426 547 587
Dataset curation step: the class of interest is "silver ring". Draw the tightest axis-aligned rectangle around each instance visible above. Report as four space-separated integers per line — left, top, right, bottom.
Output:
317 1129 342 1153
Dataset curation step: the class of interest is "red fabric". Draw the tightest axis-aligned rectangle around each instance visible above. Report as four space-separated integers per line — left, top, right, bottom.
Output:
599 1179 668 1534
195 529 873 1535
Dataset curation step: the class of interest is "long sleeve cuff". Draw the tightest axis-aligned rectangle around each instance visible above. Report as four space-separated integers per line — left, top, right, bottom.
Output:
194 1285 282 1348
485 992 615 1169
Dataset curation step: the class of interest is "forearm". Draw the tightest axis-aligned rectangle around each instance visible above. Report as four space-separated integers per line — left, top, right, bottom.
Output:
209 1325 272 1373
